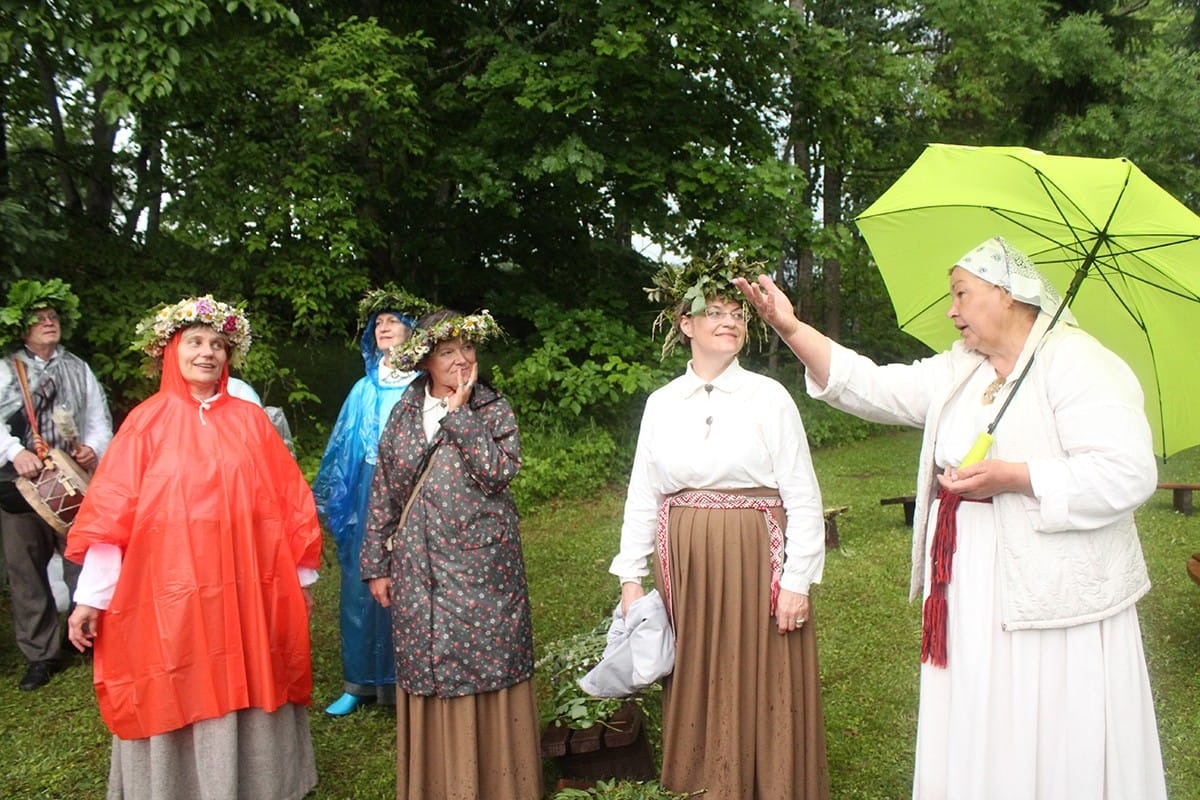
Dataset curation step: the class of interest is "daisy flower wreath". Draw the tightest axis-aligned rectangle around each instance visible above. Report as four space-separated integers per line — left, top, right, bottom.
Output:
387 310 503 372
133 295 252 369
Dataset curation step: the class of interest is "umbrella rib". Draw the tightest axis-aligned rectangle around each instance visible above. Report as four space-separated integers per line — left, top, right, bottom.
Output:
861 145 1199 458
1028 170 1094 257
1086 239 1200 301
897 292 951 330
1088 262 1170 461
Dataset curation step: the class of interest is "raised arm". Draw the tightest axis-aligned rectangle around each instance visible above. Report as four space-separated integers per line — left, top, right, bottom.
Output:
733 275 832 388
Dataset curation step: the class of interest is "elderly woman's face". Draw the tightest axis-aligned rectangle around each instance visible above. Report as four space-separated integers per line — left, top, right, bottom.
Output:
374 312 411 352
946 267 1012 355
177 324 229 393
425 338 477 392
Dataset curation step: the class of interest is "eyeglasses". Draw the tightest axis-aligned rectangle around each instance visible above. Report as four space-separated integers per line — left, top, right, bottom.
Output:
696 307 746 324
34 310 59 324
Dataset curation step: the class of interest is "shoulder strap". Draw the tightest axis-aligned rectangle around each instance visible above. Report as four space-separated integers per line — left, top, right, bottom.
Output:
12 359 48 460
384 445 440 553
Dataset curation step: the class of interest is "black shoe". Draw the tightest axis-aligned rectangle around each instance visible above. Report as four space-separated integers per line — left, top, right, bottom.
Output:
18 660 58 691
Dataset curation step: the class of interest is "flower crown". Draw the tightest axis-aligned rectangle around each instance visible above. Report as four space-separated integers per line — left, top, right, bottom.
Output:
356 284 436 329
387 310 503 372
645 250 767 358
132 295 252 368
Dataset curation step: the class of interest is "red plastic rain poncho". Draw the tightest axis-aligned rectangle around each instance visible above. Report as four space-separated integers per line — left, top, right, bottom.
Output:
65 338 322 740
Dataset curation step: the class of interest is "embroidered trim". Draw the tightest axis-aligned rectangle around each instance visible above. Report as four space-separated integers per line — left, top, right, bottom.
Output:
655 489 785 623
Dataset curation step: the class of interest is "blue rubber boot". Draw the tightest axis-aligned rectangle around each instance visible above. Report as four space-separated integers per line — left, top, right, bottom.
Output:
325 692 362 716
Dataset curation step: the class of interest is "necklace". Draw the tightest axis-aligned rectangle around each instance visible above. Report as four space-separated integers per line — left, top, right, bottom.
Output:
982 376 1006 405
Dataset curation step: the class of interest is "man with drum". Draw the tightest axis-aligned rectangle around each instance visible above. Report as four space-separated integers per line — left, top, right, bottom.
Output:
0 279 112 691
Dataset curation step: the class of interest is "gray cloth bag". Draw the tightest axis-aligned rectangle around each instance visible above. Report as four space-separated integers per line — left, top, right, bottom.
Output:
578 589 675 698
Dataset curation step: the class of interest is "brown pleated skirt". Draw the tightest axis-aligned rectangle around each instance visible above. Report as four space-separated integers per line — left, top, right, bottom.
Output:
654 489 830 800
396 679 544 800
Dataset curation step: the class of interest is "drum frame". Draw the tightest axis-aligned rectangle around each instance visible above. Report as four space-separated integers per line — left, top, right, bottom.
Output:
15 448 90 534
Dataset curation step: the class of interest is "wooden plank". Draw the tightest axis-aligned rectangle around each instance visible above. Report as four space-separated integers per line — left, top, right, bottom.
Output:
568 722 604 754
823 505 848 550
880 495 917 526
539 721 571 758
1156 484 1199 515
601 702 642 749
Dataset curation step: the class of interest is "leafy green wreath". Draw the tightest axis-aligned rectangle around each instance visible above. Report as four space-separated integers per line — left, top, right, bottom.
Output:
0 278 82 347
356 283 436 330
644 250 768 359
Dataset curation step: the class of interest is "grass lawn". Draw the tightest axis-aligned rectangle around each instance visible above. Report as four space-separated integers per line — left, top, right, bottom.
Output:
0 428 1197 798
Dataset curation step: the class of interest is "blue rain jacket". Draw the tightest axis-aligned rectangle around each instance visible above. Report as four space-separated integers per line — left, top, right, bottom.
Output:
312 312 418 693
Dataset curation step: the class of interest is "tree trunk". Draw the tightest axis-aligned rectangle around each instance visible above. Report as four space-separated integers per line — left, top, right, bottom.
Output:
124 115 164 240
32 49 81 215
84 82 119 227
822 163 843 338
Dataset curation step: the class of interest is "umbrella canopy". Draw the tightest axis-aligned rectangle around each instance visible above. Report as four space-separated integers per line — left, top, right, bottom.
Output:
856 143 1200 459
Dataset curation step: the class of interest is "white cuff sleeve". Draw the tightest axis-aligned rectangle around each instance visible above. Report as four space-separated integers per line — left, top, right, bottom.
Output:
73 543 122 610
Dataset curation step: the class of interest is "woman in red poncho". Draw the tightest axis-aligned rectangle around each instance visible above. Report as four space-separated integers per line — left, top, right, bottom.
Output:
64 296 322 800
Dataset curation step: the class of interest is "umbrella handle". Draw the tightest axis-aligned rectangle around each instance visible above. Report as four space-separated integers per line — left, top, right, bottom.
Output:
960 432 995 468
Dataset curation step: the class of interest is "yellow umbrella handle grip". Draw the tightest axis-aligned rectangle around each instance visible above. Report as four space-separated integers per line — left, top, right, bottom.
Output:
959 432 994 468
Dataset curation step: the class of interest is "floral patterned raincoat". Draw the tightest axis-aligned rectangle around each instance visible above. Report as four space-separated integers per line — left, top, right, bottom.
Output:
361 376 533 697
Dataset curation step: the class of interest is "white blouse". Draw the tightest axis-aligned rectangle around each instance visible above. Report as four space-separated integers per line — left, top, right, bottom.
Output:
610 359 826 595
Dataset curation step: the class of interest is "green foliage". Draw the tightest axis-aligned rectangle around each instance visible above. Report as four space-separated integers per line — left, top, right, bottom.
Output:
495 307 672 427
511 422 623 511
536 621 626 730
793 392 891 450
0 277 81 346
8 0 1197 396
552 779 699 799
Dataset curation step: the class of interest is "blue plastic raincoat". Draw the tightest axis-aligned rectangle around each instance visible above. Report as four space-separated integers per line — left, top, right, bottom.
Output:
312 312 418 699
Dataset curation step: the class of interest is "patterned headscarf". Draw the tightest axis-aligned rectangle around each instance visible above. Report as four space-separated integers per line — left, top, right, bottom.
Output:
954 236 1077 324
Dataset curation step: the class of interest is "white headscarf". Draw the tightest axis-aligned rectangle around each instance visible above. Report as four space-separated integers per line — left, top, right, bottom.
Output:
954 236 1077 325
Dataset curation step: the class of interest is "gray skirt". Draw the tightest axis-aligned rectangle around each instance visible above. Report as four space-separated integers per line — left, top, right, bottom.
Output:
107 704 316 800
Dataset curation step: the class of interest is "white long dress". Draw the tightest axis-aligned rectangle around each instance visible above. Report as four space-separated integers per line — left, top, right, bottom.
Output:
913 366 1167 800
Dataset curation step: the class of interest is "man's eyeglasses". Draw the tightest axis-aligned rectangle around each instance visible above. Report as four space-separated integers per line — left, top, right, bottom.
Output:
696 307 746 324
34 310 59 324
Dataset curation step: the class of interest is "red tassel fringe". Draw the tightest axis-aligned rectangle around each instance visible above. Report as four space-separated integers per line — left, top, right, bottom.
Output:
921 587 949 667
921 488 963 668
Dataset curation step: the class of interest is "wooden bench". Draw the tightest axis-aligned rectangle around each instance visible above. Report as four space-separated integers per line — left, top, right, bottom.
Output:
880 495 916 526
1157 483 1200 516
1189 553 1200 588
540 701 655 788
824 505 849 549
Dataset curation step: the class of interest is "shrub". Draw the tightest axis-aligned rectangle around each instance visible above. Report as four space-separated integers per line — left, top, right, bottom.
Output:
793 392 889 449
494 307 675 430
512 421 623 510
551 779 698 799
536 621 626 730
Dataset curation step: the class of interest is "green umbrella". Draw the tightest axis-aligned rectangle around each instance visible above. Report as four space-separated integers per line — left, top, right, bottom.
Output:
856 143 1200 460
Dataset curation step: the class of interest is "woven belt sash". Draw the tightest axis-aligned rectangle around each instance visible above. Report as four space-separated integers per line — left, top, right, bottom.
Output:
921 486 993 668
656 490 784 623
